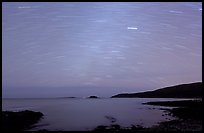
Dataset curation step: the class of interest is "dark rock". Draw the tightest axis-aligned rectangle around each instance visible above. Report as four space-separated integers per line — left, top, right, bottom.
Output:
93 124 146 131
88 96 98 98
2 110 43 131
143 100 202 121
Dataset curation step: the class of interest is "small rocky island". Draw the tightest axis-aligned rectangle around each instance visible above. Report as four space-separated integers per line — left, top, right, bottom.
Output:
88 96 99 99
2 110 43 131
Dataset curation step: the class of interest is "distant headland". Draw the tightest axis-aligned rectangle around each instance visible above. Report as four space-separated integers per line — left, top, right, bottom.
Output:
111 82 202 98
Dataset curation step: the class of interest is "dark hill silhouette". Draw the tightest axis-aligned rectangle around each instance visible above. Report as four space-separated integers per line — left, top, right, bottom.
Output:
111 82 202 98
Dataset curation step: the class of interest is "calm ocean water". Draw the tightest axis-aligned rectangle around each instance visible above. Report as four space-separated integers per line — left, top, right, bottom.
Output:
2 98 193 131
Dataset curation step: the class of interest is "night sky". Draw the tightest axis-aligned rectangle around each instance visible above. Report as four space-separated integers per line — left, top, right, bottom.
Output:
2 2 202 98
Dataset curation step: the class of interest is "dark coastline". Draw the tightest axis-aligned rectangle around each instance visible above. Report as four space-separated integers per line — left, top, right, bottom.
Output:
2 100 202 131
111 82 202 98
93 100 202 131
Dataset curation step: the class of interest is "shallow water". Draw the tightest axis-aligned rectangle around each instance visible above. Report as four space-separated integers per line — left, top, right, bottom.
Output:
2 98 193 131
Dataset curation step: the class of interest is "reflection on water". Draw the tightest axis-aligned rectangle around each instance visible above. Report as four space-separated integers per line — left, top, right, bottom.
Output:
2 98 192 131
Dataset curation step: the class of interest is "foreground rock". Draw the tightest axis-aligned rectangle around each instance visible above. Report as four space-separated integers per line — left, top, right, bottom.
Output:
149 119 202 131
93 124 146 131
145 100 202 131
143 100 202 121
93 120 202 132
2 110 43 131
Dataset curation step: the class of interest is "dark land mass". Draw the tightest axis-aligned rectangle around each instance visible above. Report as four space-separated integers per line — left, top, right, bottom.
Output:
143 100 202 121
2 110 43 131
111 82 202 98
143 100 202 131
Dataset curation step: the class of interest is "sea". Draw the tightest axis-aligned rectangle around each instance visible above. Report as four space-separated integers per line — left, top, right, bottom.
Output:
2 98 194 131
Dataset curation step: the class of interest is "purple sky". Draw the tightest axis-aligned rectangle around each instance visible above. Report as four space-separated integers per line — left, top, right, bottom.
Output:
2 2 202 98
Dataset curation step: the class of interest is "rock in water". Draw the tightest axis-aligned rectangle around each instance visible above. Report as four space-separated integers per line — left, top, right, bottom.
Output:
2 110 43 131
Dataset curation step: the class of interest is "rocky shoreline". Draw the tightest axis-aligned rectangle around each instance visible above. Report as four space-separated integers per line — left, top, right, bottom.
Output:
93 100 202 131
92 119 202 131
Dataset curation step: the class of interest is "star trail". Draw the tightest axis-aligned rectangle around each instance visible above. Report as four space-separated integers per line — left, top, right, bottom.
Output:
2 2 202 98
